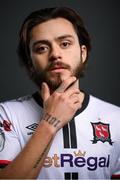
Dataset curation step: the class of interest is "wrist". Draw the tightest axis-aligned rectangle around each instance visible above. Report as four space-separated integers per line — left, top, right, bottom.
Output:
43 112 61 128
38 116 59 136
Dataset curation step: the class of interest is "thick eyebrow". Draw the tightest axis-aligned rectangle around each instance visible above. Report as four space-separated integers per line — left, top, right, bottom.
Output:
56 34 75 41
31 34 74 49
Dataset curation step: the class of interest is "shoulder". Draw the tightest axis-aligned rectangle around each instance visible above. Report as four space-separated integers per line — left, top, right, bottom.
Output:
89 95 120 114
0 94 36 120
0 94 33 108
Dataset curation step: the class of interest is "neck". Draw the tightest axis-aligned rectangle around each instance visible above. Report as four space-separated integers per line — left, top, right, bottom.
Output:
75 79 85 105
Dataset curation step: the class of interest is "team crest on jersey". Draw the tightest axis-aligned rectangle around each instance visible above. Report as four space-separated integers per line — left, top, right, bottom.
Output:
91 122 113 145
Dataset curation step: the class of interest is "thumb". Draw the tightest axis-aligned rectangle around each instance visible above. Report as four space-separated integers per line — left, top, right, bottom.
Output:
41 82 50 102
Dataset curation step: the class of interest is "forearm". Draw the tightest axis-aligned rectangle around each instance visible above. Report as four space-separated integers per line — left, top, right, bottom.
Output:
26 137 52 179
0 120 56 179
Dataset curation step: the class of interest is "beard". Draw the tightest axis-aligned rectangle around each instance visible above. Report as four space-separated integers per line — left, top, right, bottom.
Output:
31 60 85 91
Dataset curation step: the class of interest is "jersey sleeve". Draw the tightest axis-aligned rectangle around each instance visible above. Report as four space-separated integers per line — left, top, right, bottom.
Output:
111 140 120 179
0 104 21 168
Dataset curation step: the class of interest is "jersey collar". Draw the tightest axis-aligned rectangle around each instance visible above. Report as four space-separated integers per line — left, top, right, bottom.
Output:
32 91 90 115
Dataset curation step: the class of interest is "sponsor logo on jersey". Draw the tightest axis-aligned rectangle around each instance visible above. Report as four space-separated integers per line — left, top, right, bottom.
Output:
26 123 38 135
91 122 113 145
43 150 110 171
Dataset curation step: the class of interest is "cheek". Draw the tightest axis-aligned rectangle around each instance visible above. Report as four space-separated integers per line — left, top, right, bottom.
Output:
68 51 81 68
31 55 47 71
67 45 81 63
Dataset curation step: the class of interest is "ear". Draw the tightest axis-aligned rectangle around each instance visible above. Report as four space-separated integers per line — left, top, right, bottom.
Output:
81 45 87 63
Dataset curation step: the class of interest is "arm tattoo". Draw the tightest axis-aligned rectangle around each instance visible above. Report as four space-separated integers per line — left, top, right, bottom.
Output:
42 112 61 128
33 138 52 168
33 113 60 168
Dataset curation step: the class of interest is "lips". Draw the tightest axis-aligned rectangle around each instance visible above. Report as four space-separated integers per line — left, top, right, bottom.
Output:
50 65 65 70
47 62 70 72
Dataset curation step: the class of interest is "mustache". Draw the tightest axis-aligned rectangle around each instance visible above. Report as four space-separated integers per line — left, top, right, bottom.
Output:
46 61 71 71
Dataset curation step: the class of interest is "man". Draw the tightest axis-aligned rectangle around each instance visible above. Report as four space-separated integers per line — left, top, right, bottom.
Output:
0 7 120 179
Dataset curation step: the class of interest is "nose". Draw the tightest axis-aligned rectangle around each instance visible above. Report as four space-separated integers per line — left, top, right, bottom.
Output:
49 44 62 61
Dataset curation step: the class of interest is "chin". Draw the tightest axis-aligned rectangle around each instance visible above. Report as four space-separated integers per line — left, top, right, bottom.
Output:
60 72 73 81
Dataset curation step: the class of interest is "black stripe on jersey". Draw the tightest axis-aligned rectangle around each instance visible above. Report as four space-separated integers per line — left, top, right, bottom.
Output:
64 172 78 180
63 119 77 148
69 119 77 148
63 124 70 148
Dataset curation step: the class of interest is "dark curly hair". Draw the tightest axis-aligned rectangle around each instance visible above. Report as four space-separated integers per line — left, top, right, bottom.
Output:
17 7 91 81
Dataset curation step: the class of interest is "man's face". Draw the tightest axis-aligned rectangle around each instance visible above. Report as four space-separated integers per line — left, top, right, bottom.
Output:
29 17 87 90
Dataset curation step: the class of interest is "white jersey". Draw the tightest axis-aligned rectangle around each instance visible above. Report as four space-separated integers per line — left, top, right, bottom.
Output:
0 92 120 179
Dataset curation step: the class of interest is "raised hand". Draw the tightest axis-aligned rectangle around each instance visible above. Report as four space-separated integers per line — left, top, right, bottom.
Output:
41 76 82 132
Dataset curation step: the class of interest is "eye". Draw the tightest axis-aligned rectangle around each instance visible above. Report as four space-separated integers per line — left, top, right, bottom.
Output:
34 45 49 54
60 41 71 49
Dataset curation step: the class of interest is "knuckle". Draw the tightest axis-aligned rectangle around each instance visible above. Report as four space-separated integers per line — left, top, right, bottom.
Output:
59 94 65 101
53 92 60 97
73 89 80 94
